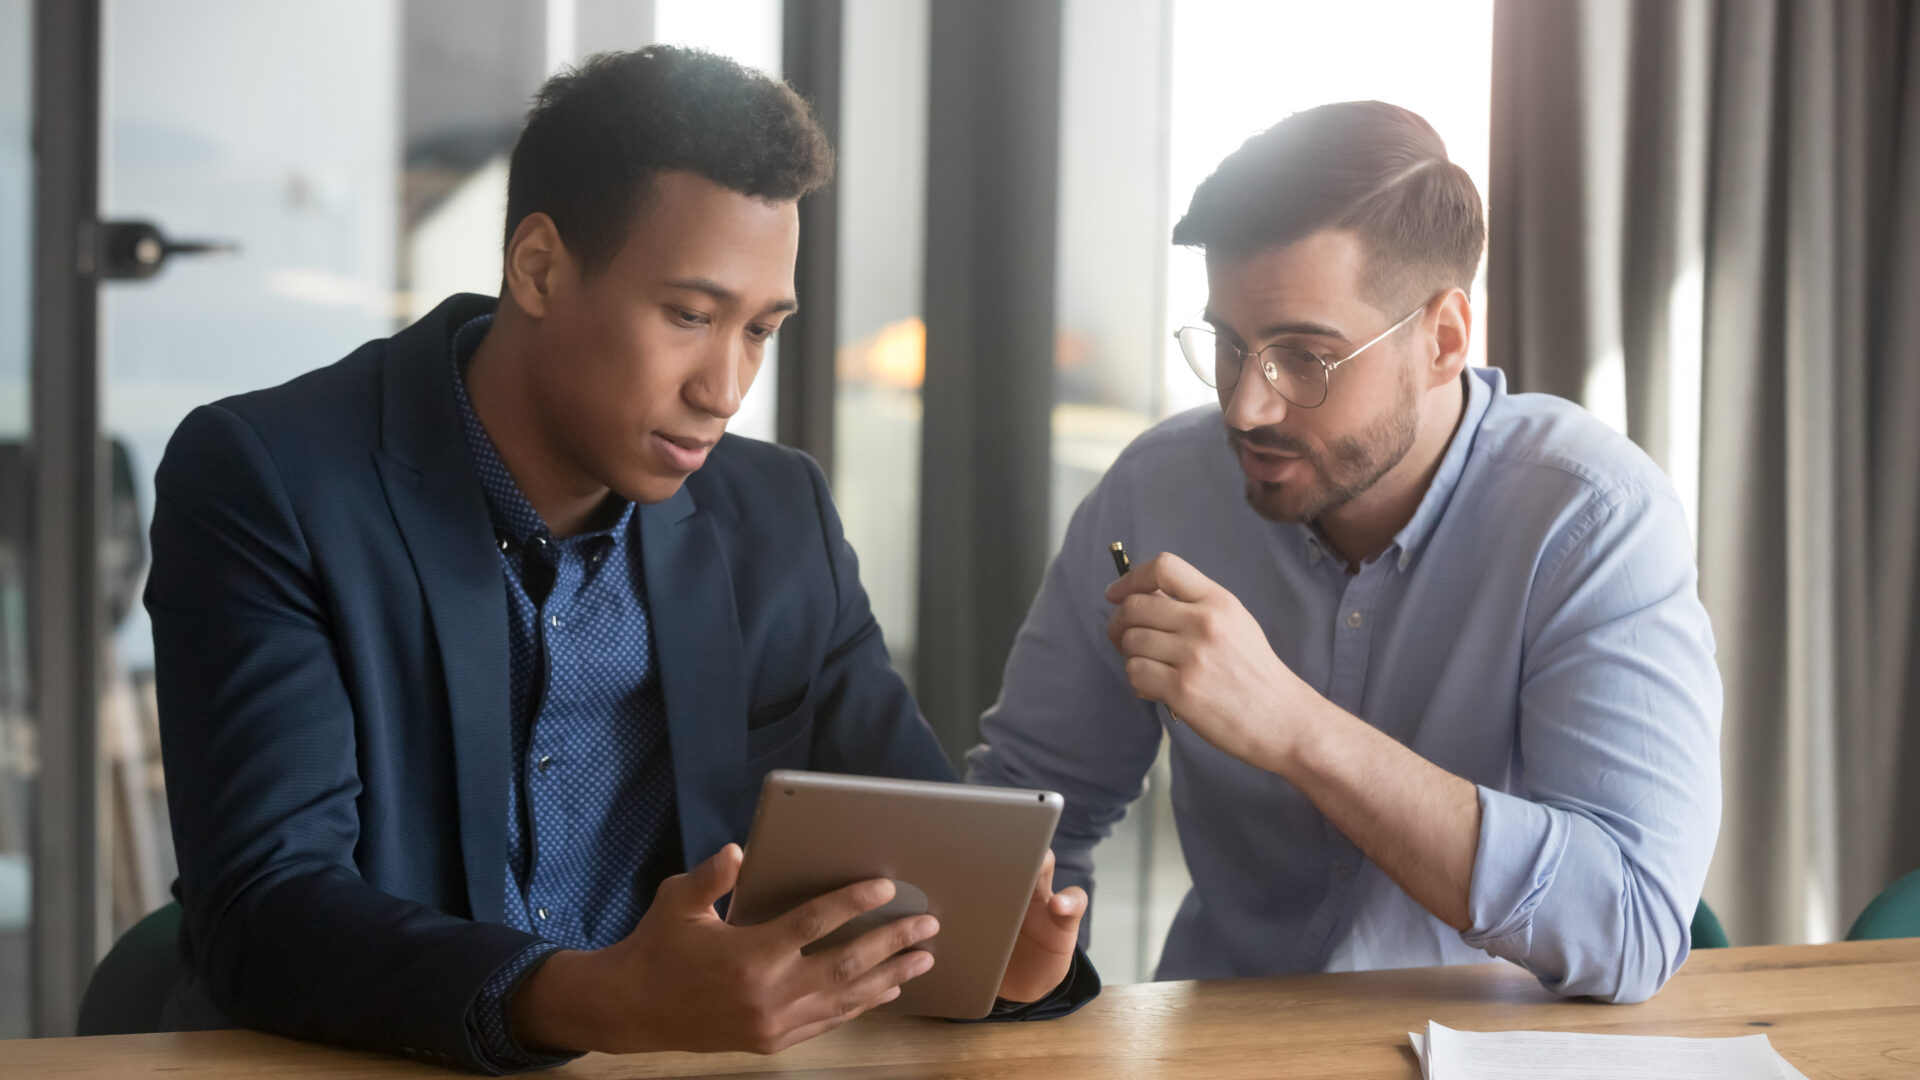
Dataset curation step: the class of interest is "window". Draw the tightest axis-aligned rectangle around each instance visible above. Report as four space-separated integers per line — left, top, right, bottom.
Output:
832 0 930 684
1054 0 1494 982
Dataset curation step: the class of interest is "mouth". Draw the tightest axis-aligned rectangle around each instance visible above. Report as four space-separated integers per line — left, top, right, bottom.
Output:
1233 436 1309 484
651 431 716 474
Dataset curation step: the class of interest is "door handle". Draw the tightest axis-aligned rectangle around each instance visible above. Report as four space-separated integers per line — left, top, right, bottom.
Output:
94 219 239 281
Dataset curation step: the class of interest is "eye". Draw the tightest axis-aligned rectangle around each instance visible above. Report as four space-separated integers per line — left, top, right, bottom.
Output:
670 306 711 328
1277 345 1328 369
746 323 777 343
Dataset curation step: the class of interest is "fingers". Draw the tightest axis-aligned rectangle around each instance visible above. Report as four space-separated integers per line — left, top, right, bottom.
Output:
809 914 939 989
770 877 896 951
1105 552 1210 604
1049 886 1087 928
999 883 1084 1004
770 983 903 1053
1025 884 1084 948
1110 623 1187 667
1105 592 1191 649
659 843 742 914
1148 553 1214 602
1106 590 1195 710
791 946 935 1032
750 917 935 1054
1123 654 1180 704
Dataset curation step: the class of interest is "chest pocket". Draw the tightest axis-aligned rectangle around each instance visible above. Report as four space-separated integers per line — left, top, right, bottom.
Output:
745 684 815 770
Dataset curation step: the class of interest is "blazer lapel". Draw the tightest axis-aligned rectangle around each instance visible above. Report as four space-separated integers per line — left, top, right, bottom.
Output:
372 294 512 923
641 486 750 867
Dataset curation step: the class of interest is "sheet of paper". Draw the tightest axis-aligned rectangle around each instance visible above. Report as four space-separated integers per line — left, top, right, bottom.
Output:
1421 1021 1793 1080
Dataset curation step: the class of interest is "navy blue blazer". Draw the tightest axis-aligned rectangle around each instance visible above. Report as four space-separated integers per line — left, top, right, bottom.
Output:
147 293 973 1069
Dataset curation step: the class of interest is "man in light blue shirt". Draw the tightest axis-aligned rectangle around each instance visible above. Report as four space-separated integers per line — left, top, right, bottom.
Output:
967 101 1721 1002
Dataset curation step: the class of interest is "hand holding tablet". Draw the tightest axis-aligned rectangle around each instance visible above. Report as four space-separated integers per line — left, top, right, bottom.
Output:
510 772 1083 1054
727 771 1082 1019
508 840 939 1055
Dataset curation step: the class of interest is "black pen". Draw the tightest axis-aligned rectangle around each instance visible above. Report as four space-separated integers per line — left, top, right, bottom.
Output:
1108 541 1180 723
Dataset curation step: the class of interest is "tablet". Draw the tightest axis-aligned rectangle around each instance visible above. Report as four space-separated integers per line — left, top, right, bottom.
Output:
724 769 1064 1020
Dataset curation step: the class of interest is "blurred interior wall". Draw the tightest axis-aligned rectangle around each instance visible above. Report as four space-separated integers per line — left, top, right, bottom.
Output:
1490 0 1920 947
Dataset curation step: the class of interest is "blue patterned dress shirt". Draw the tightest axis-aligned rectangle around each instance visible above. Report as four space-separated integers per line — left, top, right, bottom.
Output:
449 314 681 1071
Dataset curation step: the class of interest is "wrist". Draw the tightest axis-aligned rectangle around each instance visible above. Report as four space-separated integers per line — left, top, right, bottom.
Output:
508 948 599 1055
1258 682 1341 779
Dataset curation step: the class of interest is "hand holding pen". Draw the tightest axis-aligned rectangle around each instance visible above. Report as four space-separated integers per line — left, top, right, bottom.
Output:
1107 542 1180 724
1105 543 1324 770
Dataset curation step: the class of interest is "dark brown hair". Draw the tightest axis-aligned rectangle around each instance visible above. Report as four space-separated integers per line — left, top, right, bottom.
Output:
1171 101 1484 310
505 45 834 276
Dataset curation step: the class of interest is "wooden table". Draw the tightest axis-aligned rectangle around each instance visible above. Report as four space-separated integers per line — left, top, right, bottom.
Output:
8 940 1918 1078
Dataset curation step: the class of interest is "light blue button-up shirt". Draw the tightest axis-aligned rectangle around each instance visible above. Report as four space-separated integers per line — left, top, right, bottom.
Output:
967 366 1721 1003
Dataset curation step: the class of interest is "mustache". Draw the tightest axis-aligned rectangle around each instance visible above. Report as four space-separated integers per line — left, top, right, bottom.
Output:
1228 425 1313 457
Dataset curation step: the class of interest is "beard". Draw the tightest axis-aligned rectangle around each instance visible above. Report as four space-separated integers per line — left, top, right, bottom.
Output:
1230 365 1420 524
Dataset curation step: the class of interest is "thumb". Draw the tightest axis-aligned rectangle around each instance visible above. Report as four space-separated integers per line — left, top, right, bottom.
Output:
1048 886 1088 930
676 843 744 912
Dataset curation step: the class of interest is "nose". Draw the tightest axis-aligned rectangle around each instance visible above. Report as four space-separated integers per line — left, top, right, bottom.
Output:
1221 353 1288 433
684 335 746 420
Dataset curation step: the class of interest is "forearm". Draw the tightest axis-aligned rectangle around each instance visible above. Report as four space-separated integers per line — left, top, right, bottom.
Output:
183 867 543 1070
1260 695 1480 930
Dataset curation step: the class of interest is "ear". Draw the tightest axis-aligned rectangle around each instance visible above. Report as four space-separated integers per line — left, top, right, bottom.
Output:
502 212 569 321
1426 286 1472 389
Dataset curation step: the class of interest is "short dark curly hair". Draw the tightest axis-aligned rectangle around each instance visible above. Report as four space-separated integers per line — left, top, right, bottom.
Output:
1172 101 1483 311
504 45 834 276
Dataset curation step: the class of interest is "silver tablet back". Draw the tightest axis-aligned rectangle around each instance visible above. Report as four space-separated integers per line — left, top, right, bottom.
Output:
726 770 1064 1019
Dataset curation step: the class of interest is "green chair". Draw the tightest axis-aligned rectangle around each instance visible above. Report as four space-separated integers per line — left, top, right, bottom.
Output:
75 900 183 1036
1847 868 1920 941
1690 898 1730 949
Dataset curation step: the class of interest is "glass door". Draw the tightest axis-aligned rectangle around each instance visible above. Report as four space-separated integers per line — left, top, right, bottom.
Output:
91 0 791 943
96 8 422 938
4 0 789 1036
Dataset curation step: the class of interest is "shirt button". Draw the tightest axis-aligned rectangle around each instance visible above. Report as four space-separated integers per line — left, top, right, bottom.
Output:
1398 551 1410 571
536 907 549 921
1333 864 1354 883
1346 610 1364 630
537 754 552 772
497 536 512 553
548 614 560 629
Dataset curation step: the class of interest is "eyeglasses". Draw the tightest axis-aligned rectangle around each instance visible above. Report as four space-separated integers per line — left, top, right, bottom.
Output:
1174 302 1427 409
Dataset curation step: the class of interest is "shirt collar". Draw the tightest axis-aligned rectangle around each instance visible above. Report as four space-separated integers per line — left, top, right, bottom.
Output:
448 312 635 548
1388 366 1493 570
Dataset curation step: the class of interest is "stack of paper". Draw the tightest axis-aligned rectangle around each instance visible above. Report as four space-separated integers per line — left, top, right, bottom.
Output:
1407 1021 1811 1079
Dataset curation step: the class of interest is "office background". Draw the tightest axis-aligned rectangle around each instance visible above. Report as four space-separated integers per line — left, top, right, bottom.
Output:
1 0 1914 1041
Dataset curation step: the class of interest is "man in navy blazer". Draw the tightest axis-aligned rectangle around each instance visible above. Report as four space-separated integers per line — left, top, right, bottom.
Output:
147 47 1094 1073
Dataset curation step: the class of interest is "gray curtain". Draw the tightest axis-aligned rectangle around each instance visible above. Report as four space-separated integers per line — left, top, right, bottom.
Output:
1491 0 1920 947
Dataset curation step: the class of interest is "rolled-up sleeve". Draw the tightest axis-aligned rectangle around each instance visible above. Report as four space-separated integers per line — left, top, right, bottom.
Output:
1462 482 1722 1003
